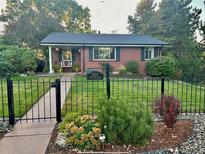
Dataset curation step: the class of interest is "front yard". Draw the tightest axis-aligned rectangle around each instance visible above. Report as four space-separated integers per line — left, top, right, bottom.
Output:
0 76 56 118
63 76 205 115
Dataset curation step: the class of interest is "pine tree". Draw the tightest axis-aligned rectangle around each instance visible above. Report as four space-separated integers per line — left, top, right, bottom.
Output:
157 0 201 56
127 0 157 35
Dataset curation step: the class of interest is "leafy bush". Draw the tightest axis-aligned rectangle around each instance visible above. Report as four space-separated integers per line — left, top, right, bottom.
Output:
0 45 36 76
59 113 102 150
118 65 127 75
53 65 62 73
97 98 154 145
125 61 139 74
100 63 113 74
72 63 81 72
146 56 176 78
155 96 180 128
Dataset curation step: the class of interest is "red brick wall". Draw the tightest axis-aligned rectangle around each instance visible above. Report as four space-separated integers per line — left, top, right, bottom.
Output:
81 47 146 75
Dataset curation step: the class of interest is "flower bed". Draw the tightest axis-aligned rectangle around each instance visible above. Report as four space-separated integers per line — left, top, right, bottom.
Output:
45 118 193 153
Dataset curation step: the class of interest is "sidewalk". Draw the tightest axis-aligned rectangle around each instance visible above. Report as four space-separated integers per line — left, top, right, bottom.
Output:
0 76 73 154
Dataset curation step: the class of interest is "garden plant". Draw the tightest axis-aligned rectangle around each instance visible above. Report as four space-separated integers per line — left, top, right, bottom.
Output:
155 95 180 128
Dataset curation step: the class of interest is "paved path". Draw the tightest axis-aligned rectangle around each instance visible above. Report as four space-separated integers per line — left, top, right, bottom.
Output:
0 76 74 154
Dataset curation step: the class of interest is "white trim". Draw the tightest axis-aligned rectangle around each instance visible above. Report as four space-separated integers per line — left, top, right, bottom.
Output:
92 47 116 61
48 46 54 73
144 47 154 61
62 50 72 62
41 43 165 47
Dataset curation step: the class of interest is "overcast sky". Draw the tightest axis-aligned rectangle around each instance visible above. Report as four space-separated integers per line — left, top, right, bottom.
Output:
0 0 204 37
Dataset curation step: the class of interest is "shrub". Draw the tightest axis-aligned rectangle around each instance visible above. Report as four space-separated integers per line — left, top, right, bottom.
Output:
100 63 113 74
72 63 81 72
125 61 139 74
0 45 36 76
97 98 154 145
146 56 176 78
118 65 127 75
53 65 62 73
59 112 101 150
155 96 180 128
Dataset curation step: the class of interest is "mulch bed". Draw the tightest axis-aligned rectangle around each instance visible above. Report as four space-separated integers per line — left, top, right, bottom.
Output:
46 120 193 154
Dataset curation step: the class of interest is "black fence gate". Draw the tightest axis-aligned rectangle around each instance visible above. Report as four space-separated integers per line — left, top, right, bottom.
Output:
0 77 62 125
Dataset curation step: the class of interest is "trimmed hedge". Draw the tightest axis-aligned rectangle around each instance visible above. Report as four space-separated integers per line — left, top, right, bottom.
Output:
146 56 176 78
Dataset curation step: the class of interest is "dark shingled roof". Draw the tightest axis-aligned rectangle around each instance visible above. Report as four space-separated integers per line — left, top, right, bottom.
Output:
40 32 169 46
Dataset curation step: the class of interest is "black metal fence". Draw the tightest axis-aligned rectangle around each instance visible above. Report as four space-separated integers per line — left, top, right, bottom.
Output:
1 74 205 125
0 77 60 124
63 76 205 116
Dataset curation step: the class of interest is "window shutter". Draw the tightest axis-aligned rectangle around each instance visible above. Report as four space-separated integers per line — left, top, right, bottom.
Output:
58 49 62 61
89 47 93 62
141 47 145 61
72 49 75 61
154 47 159 57
116 47 120 61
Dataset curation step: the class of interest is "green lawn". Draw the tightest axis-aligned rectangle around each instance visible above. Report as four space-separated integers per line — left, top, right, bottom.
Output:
63 77 205 115
0 76 56 118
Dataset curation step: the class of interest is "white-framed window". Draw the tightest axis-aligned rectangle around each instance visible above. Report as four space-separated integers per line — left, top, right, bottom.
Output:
93 47 116 61
154 48 161 57
144 47 154 60
62 50 72 61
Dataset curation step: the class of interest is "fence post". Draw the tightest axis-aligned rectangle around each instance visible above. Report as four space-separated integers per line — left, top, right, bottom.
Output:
7 77 15 125
106 64 110 99
161 77 165 96
55 79 61 123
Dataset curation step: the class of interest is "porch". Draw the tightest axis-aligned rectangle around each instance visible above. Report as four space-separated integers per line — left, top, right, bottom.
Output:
48 46 83 73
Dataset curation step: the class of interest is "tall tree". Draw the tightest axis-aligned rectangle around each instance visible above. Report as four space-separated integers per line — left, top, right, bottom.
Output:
199 0 205 46
157 0 201 56
0 0 92 48
127 0 157 35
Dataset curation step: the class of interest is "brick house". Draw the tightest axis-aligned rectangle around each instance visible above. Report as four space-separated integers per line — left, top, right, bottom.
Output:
40 32 168 74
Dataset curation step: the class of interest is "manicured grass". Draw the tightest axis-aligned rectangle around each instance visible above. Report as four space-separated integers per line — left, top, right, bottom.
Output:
0 76 56 118
63 77 205 115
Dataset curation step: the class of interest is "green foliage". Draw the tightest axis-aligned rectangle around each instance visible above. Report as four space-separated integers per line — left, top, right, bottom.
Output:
146 56 176 78
72 63 81 72
59 112 79 132
128 0 202 63
1 0 92 48
59 113 101 150
118 65 127 75
127 0 157 35
125 61 139 74
176 52 203 81
0 45 36 76
97 98 154 145
52 65 62 73
100 63 113 74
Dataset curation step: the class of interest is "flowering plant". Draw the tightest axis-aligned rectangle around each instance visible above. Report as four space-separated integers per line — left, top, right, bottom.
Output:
59 113 102 150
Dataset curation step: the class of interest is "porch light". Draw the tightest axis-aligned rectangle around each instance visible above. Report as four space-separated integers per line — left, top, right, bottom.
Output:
99 134 106 151
99 134 106 143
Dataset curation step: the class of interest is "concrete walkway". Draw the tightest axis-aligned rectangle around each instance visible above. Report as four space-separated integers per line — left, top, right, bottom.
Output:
0 76 74 154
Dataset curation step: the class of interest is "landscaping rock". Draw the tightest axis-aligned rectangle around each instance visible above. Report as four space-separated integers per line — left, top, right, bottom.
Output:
146 113 205 154
55 133 67 148
0 121 12 133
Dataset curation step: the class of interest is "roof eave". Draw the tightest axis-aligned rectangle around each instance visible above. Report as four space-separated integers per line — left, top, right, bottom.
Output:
40 42 169 47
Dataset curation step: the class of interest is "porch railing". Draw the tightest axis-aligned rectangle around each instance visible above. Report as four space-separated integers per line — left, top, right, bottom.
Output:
60 61 72 67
